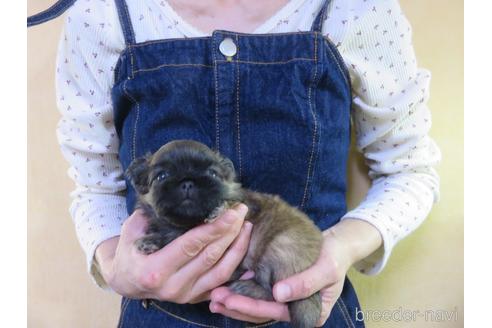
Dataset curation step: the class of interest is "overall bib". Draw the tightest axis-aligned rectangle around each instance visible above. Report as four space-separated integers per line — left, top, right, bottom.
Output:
28 0 364 327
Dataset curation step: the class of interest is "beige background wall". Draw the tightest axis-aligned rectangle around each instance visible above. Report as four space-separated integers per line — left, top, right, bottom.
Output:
27 1 464 327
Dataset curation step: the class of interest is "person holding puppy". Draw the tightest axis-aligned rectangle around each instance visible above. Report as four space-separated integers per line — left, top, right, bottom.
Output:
28 0 441 327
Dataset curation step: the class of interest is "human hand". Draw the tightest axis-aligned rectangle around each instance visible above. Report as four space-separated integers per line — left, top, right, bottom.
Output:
209 219 381 326
209 231 352 325
95 203 252 304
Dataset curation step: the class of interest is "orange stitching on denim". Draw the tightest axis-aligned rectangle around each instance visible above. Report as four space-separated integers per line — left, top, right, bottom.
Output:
129 46 135 79
338 298 356 328
133 63 213 75
128 49 135 79
122 79 139 161
217 58 314 65
212 37 220 151
235 34 242 179
128 36 212 48
131 59 313 75
300 33 319 209
150 301 219 328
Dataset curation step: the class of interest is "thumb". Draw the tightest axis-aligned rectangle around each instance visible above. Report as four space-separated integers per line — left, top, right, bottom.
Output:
273 264 327 303
120 208 149 244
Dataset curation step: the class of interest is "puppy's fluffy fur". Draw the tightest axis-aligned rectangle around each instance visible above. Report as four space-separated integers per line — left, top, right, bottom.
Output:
126 140 323 328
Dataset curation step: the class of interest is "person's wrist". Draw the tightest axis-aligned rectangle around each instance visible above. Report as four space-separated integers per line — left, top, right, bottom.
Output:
321 228 354 273
322 218 383 268
94 236 120 282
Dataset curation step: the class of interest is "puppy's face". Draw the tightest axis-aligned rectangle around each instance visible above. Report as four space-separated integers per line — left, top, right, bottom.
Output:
126 140 241 228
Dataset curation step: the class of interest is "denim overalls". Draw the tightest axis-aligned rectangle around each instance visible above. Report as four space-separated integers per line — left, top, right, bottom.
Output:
29 0 364 326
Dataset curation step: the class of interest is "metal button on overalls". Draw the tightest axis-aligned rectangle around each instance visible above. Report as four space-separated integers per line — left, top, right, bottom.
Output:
219 37 237 57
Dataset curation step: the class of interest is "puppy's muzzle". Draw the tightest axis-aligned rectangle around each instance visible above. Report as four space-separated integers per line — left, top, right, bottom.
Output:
180 180 195 198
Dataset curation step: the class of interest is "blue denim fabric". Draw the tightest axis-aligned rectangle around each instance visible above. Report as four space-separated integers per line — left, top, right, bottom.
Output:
117 277 361 328
113 28 353 228
29 0 364 326
27 0 77 27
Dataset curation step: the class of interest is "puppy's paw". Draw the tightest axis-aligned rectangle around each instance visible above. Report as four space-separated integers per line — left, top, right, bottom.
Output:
204 203 227 223
289 292 322 328
205 201 243 223
228 280 273 301
135 235 164 254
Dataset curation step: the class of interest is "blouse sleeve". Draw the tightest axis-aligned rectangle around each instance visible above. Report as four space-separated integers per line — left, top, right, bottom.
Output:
324 0 441 275
55 0 127 288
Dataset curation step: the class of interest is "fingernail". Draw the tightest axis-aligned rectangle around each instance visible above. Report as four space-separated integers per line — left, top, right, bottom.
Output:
275 284 291 302
210 302 218 313
237 203 248 216
245 221 253 231
223 204 248 224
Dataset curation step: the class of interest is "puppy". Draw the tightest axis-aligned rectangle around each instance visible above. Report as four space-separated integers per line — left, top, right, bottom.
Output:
126 140 323 328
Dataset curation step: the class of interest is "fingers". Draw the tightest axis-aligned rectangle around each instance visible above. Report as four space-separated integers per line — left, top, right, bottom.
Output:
152 204 248 271
223 294 290 322
210 288 270 323
273 263 329 303
139 204 248 302
116 204 248 301
188 291 211 304
210 287 290 322
170 218 249 296
210 286 232 303
191 221 253 295
315 287 341 327
119 209 149 244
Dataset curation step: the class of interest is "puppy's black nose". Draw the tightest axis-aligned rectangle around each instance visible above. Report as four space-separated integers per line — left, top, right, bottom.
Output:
180 180 195 197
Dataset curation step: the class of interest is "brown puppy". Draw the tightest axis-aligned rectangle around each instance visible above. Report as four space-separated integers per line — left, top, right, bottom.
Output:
126 140 323 328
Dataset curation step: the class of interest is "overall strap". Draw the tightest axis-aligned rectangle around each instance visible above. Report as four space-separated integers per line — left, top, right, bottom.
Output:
311 0 332 33
114 0 136 45
27 0 77 27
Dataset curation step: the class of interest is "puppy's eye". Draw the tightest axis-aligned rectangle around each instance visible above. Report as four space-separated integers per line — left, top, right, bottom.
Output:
208 168 220 179
154 171 170 183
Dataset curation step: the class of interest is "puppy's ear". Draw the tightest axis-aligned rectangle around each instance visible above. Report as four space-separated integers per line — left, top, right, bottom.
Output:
219 157 236 180
126 153 152 194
